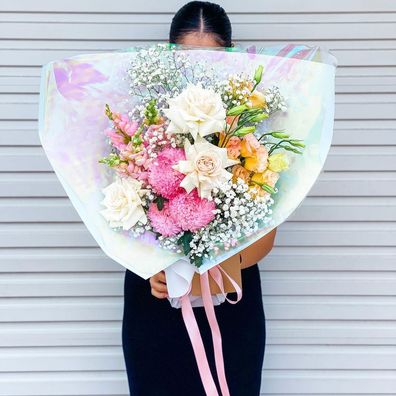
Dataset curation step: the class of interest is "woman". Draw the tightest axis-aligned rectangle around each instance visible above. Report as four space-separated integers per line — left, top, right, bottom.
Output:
122 2 277 395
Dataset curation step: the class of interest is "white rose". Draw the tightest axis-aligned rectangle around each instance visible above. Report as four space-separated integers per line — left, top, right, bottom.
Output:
173 137 239 200
100 177 147 230
164 84 226 140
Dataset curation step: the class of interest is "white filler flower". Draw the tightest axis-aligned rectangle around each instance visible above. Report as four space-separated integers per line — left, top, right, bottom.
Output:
173 137 239 200
164 84 226 140
100 177 147 230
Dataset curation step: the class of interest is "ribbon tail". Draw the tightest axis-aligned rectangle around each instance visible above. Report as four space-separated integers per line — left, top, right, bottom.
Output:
201 271 231 396
181 293 219 396
210 265 243 304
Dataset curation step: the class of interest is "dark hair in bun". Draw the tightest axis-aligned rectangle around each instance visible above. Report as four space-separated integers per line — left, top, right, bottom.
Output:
169 1 232 47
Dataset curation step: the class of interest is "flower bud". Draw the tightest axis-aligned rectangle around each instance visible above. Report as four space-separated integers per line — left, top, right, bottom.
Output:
261 183 276 194
284 145 303 154
271 132 289 139
235 126 256 136
250 113 269 122
254 65 264 85
289 139 306 148
227 104 249 116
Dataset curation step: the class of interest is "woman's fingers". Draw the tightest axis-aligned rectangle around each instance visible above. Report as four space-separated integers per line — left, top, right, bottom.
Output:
156 270 166 284
149 271 168 299
152 279 168 293
151 288 168 299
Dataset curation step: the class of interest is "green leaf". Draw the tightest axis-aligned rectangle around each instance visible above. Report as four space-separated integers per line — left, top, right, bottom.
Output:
98 153 123 167
155 196 165 211
192 254 204 268
177 231 193 256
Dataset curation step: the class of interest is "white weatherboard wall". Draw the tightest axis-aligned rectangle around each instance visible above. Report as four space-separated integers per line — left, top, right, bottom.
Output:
0 1 396 395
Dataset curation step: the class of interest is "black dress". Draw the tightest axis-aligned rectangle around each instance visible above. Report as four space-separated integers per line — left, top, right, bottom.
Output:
122 263 266 396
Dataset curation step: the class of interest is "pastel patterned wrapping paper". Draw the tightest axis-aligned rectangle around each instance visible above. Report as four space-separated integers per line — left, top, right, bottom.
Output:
39 44 337 279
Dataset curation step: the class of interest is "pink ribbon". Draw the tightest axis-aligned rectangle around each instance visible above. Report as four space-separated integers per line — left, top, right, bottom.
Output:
180 265 243 396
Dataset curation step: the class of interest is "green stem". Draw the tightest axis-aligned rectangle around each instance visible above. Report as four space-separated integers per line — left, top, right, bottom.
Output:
268 139 289 155
258 130 285 142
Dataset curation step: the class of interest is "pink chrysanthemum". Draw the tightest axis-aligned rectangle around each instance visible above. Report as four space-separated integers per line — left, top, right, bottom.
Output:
148 147 186 199
148 202 181 237
168 190 216 232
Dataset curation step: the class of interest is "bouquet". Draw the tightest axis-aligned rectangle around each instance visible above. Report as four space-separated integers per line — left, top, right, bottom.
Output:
39 43 336 395
99 44 300 271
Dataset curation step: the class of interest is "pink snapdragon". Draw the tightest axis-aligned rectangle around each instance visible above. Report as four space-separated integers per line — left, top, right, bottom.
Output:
118 143 152 181
105 128 128 151
113 112 139 137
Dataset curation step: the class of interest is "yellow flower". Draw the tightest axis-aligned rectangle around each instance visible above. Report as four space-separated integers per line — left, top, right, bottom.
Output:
248 91 267 109
268 153 289 172
240 133 261 157
251 169 280 187
243 146 268 173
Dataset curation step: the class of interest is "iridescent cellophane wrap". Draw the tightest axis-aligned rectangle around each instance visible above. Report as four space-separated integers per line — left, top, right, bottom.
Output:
39 44 337 279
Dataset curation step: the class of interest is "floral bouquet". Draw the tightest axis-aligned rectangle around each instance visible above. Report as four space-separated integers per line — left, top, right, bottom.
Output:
39 43 336 394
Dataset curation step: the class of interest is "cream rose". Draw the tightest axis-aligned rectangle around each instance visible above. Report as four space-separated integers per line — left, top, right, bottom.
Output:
164 84 226 140
173 137 239 200
100 177 147 230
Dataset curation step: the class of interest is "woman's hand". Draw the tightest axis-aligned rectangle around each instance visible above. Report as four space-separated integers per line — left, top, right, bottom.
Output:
149 270 168 299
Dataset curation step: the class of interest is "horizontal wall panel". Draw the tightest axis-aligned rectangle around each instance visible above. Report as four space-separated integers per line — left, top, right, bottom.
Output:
2 0 395 13
1 271 396 297
1 48 396 68
1 197 395 222
1 246 395 272
0 371 128 396
2 22 396 41
0 222 395 248
2 146 395 172
2 171 396 198
5 74 396 95
2 320 396 347
1 296 395 322
2 12 396 24
3 120 396 147
2 94 395 121
1 345 396 372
